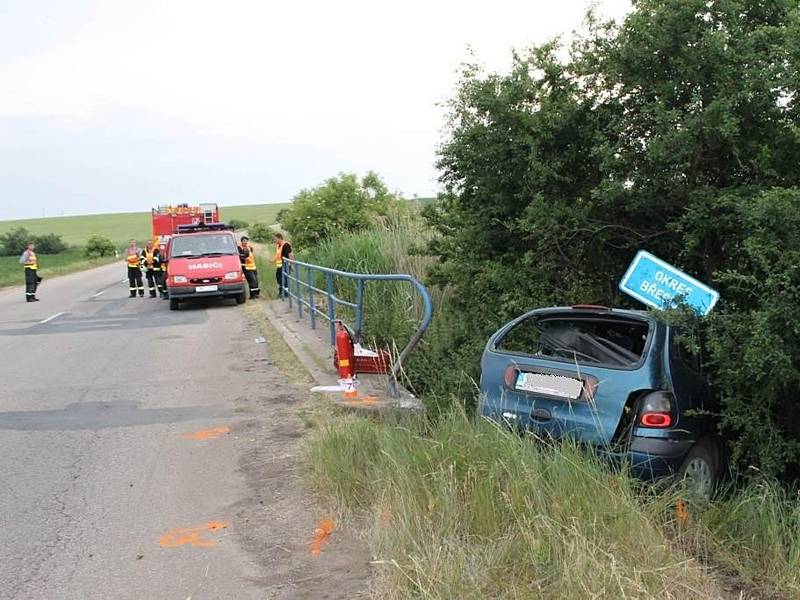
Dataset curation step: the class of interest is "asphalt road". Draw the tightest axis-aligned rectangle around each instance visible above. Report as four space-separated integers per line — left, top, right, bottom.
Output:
0 263 279 599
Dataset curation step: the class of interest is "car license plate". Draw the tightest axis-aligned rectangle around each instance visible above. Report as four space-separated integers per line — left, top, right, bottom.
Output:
195 285 218 292
515 372 583 399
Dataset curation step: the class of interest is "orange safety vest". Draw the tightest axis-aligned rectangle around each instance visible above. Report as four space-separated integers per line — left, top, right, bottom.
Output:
242 243 256 270
143 249 155 268
125 248 141 268
24 250 38 270
274 241 287 267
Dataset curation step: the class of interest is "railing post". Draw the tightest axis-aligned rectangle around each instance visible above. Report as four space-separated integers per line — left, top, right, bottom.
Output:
296 263 303 318
286 261 293 310
355 279 364 340
326 272 335 345
307 266 315 330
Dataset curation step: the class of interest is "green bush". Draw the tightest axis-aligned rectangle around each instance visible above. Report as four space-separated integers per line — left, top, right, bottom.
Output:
0 226 67 256
280 172 405 248
84 235 116 258
228 218 248 231
33 232 67 254
0 227 33 256
248 222 274 243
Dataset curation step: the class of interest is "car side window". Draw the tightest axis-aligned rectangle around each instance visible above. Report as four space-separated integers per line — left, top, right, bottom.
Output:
496 317 541 355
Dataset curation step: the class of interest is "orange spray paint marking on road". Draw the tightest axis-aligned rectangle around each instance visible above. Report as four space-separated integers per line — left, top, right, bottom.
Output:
310 518 335 556
181 426 230 440
159 521 229 548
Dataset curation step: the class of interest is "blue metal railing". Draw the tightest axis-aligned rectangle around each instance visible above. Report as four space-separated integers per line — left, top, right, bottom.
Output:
280 258 433 396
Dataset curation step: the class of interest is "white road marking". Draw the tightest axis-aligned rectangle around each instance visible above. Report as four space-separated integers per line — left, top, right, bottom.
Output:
92 291 105 298
39 312 67 324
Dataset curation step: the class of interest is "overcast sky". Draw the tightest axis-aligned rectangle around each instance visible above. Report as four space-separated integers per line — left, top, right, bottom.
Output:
0 0 630 221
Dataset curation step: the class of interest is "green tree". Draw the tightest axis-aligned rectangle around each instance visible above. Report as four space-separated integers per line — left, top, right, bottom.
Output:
280 172 403 248
228 219 248 231
33 232 67 254
84 235 116 258
0 227 35 256
428 0 800 477
248 222 274 243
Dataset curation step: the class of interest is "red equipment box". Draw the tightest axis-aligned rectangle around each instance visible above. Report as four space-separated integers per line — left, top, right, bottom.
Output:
334 344 392 375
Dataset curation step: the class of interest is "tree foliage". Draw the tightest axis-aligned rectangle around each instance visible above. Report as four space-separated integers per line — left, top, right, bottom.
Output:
228 219 248 231
84 235 116 258
247 222 274 243
280 172 405 248
427 0 800 478
0 226 67 256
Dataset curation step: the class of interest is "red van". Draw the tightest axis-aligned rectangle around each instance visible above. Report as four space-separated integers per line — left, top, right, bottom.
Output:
165 223 246 310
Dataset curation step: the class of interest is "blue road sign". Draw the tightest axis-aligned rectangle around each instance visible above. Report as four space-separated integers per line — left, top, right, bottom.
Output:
619 250 720 316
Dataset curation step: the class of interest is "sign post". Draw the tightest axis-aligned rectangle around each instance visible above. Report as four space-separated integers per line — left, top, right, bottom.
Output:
619 250 719 316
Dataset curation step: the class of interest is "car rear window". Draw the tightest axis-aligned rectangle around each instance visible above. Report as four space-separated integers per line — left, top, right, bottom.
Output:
170 234 237 257
496 315 650 368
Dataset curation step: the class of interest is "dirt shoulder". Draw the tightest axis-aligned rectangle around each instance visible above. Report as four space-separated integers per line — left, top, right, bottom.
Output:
232 303 371 599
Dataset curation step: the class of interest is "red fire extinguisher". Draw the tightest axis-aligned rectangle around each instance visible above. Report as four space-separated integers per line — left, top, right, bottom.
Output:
335 322 355 380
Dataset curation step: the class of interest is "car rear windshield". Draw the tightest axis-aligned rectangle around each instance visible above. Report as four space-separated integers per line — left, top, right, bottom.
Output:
170 234 237 257
496 315 650 368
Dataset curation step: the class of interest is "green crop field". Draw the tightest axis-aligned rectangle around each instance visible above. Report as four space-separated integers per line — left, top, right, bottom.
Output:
0 202 289 247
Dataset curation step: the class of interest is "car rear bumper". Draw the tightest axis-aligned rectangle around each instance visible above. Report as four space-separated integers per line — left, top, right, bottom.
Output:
480 402 693 480
167 283 245 299
598 437 694 480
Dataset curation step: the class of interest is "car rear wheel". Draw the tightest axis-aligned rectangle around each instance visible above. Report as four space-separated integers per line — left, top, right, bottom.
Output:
678 439 718 500
169 298 180 311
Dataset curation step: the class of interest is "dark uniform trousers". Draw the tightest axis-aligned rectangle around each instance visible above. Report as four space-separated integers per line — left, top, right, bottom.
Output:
144 268 158 297
244 269 259 298
128 267 144 297
25 267 39 299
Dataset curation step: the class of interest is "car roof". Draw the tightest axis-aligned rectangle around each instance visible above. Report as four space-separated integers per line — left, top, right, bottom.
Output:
526 305 658 323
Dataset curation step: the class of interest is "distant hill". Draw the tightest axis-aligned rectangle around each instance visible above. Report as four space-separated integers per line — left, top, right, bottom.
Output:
0 203 290 246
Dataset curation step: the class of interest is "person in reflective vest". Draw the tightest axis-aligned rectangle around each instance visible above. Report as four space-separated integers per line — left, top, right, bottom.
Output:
140 240 162 298
159 247 168 299
274 232 293 299
19 242 41 302
238 236 259 299
124 239 145 298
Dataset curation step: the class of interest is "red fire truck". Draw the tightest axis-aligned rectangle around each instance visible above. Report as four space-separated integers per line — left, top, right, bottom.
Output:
151 203 220 251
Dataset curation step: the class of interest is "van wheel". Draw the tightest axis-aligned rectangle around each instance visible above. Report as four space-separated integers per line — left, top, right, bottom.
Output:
169 298 180 311
678 438 718 500
235 292 246 305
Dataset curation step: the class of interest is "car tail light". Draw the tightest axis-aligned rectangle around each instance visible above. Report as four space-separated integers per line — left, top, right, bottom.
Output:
638 391 674 428
504 365 518 388
582 376 599 400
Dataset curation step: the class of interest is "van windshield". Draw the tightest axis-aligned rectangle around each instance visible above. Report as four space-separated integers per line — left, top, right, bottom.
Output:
496 315 650 368
170 234 237 258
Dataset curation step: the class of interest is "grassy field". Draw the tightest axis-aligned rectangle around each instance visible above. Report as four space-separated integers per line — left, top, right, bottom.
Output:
0 202 289 247
0 247 118 289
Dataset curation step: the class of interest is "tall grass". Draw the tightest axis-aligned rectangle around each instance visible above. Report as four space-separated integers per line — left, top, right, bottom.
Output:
304 407 728 598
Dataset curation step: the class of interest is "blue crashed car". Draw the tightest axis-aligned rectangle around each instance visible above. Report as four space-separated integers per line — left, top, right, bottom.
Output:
480 305 722 495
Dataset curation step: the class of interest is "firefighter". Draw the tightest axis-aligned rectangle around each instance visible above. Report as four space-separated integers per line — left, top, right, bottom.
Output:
159 248 168 299
238 236 259 299
19 242 41 302
140 240 161 298
274 232 293 298
124 239 145 297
